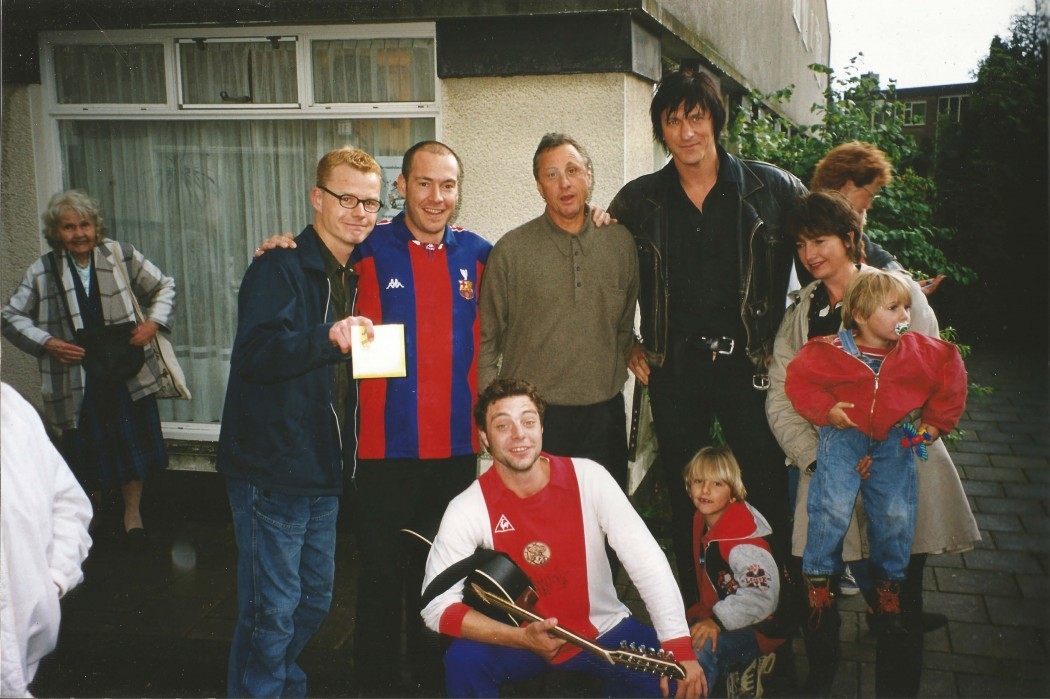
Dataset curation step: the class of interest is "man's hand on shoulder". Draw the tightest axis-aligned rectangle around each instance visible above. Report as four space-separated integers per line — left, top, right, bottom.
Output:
254 232 297 257
590 206 618 228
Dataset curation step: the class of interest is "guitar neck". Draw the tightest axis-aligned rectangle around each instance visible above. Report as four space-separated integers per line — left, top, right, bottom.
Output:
469 583 611 659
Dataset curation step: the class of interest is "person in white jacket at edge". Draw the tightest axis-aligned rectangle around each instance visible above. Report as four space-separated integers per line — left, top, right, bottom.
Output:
1 382 92 697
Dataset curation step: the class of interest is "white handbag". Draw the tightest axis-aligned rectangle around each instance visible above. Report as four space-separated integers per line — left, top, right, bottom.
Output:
111 242 192 399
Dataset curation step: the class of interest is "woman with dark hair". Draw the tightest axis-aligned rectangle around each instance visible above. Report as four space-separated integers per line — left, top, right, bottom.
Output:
766 190 979 696
2 189 176 549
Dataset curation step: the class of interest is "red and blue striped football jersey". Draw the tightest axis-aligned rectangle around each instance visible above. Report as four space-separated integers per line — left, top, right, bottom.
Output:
353 212 491 459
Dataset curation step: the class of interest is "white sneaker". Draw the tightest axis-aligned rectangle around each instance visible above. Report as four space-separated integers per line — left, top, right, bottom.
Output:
840 565 861 596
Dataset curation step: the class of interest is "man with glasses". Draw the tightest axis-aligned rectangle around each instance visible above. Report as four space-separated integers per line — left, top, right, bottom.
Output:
218 146 379 698
253 140 491 695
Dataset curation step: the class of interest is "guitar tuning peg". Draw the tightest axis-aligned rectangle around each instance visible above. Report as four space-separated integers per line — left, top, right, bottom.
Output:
629 642 638 651
620 640 629 650
667 651 675 660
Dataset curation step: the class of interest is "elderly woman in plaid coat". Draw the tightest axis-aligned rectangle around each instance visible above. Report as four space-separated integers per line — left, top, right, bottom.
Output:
2 189 175 549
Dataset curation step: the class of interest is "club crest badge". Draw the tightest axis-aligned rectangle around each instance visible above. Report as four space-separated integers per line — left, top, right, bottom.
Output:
523 541 551 566
459 269 474 300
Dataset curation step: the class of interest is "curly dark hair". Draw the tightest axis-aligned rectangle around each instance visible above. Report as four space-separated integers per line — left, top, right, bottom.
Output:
474 378 547 431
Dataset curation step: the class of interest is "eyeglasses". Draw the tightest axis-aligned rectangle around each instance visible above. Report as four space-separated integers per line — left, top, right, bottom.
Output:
318 185 383 213
862 184 881 202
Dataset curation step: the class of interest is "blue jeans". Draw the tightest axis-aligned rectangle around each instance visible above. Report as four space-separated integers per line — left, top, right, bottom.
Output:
804 425 917 581
226 478 339 698
443 616 672 698
694 628 761 689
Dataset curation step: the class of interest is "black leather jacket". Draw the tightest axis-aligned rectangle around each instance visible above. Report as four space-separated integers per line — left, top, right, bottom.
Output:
609 150 807 377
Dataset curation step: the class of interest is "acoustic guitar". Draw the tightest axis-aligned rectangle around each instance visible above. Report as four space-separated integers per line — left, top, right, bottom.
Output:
469 568 686 681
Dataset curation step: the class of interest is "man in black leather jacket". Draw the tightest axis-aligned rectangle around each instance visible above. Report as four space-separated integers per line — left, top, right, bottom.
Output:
609 68 805 603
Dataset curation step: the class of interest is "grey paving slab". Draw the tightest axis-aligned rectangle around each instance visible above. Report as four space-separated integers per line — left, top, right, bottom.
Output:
951 450 993 467
973 512 1025 532
991 531 1050 554
956 673 1050 698
919 668 958 698
948 622 1046 660
923 590 989 623
1021 515 1050 533
962 549 1045 575
934 567 1019 596
972 495 1045 515
954 441 1016 455
983 596 1050 629
961 465 1030 482
962 479 1005 496
990 455 1050 469
1017 573 1050 600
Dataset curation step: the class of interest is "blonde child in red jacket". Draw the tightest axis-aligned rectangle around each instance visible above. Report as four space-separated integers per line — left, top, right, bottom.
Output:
785 268 967 636
685 446 783 696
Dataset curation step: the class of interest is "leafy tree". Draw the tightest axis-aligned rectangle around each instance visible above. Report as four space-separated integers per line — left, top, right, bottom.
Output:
934 7 1048 349
726 61 975 285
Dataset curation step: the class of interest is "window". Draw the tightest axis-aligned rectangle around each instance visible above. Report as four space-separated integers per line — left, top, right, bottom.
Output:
41 25 438 433
938 95 968 122
903 100 927 125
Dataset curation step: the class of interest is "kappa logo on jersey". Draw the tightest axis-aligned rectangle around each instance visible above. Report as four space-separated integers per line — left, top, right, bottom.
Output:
385 278 406 290
494 514 515 533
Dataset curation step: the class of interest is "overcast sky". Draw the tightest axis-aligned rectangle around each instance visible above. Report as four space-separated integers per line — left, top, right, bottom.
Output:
826 0 1038 88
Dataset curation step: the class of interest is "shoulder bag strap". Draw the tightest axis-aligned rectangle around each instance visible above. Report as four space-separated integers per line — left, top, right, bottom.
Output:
47 251 78 334
108 241 146 324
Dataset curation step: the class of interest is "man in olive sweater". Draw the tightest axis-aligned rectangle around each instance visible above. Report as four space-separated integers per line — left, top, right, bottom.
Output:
478 133 639 488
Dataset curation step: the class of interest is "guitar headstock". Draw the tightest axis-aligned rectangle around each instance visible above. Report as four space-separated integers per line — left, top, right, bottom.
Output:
610 642 686 681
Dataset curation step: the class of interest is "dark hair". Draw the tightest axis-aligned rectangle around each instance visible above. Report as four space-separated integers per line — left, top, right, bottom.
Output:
401 140 463 183
532 132 593 182
811 141 893 191
650 68 727 149
782 191 865 263
474 378 547 431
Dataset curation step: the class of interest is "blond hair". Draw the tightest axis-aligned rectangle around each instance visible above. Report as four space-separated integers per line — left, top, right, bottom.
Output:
315 146 382 187
843 267 912 330
682 446 747 501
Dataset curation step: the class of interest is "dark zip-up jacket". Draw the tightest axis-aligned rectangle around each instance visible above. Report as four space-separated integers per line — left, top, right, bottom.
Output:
608 150 806 374
218 226 357 496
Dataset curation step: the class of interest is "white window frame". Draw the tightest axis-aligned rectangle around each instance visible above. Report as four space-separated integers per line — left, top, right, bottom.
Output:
903 100 927 125
37 22 440 441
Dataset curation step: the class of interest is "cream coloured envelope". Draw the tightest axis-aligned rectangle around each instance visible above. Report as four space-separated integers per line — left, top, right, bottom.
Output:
351 323 406 378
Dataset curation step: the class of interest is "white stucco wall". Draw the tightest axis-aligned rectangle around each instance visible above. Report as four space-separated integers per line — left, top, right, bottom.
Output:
441 72 657 243
1 85 46 408
653 0 830 126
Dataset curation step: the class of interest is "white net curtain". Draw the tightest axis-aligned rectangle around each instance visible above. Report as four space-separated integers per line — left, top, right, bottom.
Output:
54 36 435 423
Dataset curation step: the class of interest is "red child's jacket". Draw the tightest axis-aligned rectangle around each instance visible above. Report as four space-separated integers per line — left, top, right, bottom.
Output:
688 501 784 655
784 330 967 440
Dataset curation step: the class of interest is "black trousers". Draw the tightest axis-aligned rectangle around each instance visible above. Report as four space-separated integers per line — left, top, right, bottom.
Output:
648 343 789 607
352 455 477 696
541 393 629 490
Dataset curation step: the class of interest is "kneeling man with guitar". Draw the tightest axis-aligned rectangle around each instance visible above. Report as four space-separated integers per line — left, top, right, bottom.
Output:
421 378 706 698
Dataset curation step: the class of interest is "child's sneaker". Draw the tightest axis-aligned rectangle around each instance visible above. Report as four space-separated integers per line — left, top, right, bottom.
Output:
873 580 906 636
726 653 776 698
805 576 834 631
839 565 860 596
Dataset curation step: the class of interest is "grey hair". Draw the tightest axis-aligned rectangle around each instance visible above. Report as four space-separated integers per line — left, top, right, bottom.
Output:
41 189 107 251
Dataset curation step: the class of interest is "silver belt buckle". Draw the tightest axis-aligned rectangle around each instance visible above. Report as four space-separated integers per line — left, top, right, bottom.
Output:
718 338 735 356
752 374 770 391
